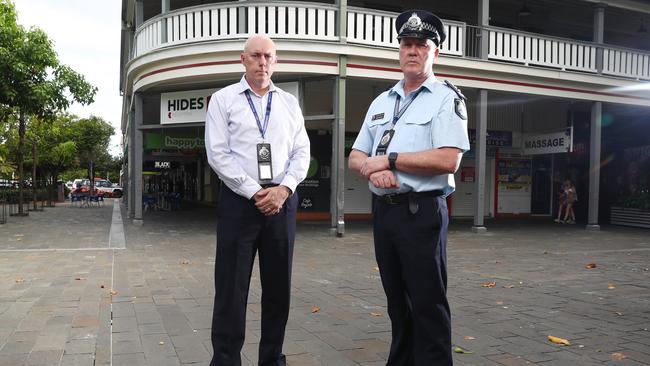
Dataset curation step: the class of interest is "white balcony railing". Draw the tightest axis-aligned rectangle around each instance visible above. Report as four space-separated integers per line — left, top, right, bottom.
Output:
487 27 598 72
346 7 464 56
603 46 650 80
134 1 338 58
132 2 650 81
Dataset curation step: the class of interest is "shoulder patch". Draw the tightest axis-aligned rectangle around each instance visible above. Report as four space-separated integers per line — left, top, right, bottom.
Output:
454 98 467 120
444 80 466 101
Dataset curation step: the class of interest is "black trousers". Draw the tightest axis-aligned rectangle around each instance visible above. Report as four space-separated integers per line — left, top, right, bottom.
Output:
373 195 452 366
210 186 297 366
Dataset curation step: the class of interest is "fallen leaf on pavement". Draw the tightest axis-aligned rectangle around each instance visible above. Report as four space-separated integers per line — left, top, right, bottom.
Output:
453 346 473 354
15 278 25 283
548 335 571 345
75 277 86 281
585 263 597 269
181 260 190 265
503 284 515 288
611 352 627 360
615 311 623 316
110 290 118 295
159 341 165 345
373 266 379 271
482 282 496 288
607 283 616 289
463 336 475 340
369 312 382 317
311 306 320 313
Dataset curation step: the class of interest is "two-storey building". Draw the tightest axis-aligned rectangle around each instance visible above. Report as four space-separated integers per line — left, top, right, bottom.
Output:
120 0 650 233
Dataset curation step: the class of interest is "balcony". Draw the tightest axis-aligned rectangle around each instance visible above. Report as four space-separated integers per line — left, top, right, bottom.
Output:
131 1 650 81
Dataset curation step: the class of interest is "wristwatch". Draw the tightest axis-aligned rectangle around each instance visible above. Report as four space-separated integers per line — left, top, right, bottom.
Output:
388 152 398 170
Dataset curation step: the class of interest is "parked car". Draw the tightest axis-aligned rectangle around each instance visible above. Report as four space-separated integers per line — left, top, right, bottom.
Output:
72 179 90 190
94 179 123 198
70 179 98 196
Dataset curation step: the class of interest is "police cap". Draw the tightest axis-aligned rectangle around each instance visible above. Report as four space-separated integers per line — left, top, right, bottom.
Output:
395 10 446 46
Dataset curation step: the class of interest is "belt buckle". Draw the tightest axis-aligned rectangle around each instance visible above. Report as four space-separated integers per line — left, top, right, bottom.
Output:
384 193 399 205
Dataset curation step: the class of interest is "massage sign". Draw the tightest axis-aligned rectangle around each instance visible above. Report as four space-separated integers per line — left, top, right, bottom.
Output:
522 128 573 155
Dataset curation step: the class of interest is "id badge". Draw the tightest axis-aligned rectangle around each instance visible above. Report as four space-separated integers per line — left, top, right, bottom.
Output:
257 143 273 182
375 129 394 156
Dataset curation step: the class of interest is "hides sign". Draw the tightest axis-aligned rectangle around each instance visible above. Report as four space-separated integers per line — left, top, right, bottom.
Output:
161 89 215 124
522 128 572 155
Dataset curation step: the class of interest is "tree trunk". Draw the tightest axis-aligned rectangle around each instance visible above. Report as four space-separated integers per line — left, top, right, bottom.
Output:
90 160 94 195
16 111 27 216
32 140 39 211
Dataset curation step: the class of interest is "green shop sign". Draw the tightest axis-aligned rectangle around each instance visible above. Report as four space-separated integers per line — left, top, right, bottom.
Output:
145 132 205 150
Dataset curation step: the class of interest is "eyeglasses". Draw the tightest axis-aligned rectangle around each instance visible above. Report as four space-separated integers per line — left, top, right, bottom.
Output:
247 52 275 61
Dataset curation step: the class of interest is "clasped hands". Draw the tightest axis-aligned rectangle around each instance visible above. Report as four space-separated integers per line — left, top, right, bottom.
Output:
359 156 400 189
254 185 291 216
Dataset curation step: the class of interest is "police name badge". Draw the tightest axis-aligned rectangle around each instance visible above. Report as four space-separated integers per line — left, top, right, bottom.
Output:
371 113 385 121
454 98 467 120
375 129 394 156
257 143 273 182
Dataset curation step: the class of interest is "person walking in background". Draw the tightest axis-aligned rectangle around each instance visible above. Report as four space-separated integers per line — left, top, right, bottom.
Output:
562 180 577 224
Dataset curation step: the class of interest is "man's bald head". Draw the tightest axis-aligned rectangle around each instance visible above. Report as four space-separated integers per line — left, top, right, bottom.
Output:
241 34 277 94
243 34 276 54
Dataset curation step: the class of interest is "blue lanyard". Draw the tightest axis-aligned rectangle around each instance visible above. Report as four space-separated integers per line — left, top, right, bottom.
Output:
392 89 422 127
244 90 273 140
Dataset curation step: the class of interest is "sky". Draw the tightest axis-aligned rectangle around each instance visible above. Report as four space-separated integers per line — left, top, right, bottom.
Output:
14 0 123 156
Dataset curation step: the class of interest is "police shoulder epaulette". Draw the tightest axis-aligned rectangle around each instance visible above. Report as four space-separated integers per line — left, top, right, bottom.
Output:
444 80 466 101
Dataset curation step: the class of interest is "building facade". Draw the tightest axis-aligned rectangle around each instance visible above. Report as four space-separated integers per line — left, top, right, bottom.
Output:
120 0 650 233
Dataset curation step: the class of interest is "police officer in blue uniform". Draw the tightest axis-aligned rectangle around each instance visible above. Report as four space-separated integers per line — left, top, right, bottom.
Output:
349 10 470 366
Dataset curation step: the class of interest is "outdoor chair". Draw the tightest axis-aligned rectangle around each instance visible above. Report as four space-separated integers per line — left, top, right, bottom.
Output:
70 193 83 207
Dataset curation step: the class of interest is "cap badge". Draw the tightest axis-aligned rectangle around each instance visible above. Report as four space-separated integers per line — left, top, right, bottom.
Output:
405 13 423 31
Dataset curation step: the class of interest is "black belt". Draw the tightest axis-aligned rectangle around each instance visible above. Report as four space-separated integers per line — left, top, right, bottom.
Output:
375 190 444 205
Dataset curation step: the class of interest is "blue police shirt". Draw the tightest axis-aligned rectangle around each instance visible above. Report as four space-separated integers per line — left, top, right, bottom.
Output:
352 74 470 197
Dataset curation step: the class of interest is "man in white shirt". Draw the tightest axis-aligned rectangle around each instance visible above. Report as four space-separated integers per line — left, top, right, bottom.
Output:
204 34 310 366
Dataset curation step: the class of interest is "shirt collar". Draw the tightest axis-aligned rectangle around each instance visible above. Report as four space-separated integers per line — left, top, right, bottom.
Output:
389 73 437 98
237 75 276 96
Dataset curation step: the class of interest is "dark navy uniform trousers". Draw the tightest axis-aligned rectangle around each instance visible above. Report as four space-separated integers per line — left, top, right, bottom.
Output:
373 194 452 366
210 185 297 366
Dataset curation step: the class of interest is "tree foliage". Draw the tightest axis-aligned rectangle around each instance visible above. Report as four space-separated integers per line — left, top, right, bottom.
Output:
1 0 97 213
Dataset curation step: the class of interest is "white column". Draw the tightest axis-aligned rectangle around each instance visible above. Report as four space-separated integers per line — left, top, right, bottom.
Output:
135 0 144 28
127 111 135 218
133 94 144 225
472 90 488 233
478 0 490 59
593 4 605 73
586 102 602 230
161 0 170 43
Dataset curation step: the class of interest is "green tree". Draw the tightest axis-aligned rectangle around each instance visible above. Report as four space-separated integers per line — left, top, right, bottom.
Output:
72 116 114 193
28 113 78 204
0 0 96 215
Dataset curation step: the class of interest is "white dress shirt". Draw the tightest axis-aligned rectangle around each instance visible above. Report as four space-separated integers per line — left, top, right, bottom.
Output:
205 76 311 199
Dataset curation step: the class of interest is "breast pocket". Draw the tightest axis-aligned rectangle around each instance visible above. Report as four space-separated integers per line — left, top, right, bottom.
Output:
401 110 436 151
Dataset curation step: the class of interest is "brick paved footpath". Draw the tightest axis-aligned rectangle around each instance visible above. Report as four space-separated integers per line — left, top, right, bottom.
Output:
0 199 648 365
